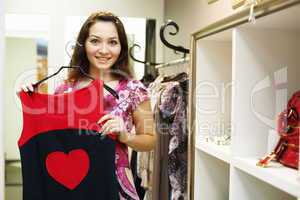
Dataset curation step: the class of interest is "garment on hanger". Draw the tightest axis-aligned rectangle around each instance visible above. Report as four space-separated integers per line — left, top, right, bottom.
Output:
18 79 119 200
163 81 188 200
151 72 188 200
137 149 154 200
130 150 146 199
136 134 155 200
56 78 150 200
152 89 171 200
135 75 165 200
31 65 119 99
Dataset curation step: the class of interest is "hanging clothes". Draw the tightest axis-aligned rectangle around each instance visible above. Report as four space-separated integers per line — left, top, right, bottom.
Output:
130 150 146 199
129 75 164 200
137 150 154 200
151 73 189 200
17 79 119 200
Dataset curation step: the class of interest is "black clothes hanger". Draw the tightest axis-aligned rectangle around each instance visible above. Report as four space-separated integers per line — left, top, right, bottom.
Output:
31 66 119 99
139 74 155 87
162 72 189 96
160 20 190 58
161 72 188 83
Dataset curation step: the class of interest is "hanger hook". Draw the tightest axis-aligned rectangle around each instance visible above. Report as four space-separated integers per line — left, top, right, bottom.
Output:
129 44 163 66
160 20 190 55
129 44 145 64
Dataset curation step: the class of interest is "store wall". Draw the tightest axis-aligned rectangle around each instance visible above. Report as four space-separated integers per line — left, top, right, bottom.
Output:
4 38 36 159
0 0 5 198
5 0 165 69
3 37 37 200
163 0 240 61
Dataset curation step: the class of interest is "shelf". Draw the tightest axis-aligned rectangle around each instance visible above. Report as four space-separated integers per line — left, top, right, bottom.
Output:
232 157 300 197
195 140 231 164
195 144 230 200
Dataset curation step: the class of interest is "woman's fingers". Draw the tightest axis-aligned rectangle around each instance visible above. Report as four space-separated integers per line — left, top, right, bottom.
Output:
20 83 35 93
21 85 28 92
97 113 114 124
97 114 126 137
100 119 118 135
28 83 34 92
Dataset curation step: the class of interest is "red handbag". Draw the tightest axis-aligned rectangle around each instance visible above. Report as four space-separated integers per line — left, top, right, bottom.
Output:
257 91 300 169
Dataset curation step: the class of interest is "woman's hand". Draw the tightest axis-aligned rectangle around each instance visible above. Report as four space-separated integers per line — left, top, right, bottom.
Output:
20 82 36 93
97 113 129 143
97 101 155 152
16 82 36 97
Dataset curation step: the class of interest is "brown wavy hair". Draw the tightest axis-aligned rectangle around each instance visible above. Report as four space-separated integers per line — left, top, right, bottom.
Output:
66 11 133 83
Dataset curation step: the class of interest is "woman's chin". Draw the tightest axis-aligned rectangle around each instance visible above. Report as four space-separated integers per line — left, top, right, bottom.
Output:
94 63 112 70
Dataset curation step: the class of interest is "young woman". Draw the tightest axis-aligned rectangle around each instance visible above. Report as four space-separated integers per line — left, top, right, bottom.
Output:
20 11 156 200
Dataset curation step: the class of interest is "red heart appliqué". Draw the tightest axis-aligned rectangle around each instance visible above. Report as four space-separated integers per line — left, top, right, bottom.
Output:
46 149 90 190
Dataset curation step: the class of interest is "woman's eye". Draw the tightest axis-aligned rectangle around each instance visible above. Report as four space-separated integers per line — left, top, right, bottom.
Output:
110 40 118 45
90 39 99 44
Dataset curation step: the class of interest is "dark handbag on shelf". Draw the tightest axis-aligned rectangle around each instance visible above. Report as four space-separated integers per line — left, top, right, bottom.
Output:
257 91 300 169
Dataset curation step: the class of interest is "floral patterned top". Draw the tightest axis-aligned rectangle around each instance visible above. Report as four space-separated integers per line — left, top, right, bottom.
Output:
55 79 149 200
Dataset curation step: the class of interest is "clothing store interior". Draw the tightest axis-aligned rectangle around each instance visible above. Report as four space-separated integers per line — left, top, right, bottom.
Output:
0 0 300 200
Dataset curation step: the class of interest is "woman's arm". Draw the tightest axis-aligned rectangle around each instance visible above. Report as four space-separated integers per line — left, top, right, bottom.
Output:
118 100 156 152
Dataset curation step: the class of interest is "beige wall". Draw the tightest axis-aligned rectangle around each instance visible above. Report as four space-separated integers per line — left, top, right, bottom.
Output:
4 37 37 159
0 0 5 198
4 37 36 200
164 0 241 61
5 0 163 17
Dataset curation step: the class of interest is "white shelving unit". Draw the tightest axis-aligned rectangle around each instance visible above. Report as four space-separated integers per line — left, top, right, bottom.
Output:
196 139 231 164
194 28 233 200
232 157 300 197
194 3 300 200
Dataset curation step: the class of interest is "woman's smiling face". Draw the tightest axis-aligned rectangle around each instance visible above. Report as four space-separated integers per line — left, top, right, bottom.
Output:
85 21 121 71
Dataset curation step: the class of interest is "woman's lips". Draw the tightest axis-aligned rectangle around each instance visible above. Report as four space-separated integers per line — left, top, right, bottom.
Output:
95 57 110 63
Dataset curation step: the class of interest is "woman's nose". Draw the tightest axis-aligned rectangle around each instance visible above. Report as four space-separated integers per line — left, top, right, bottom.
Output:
98 43 109 54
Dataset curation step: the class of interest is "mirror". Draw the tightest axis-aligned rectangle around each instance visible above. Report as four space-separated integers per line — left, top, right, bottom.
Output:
4 11 156 200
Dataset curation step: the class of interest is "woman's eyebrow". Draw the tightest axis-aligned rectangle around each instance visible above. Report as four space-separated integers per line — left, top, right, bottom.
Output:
89 34 118 40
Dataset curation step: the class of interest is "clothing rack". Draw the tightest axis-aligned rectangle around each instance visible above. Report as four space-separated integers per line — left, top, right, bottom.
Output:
130 21 190 200
156 57 189 77
155 57 190 69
